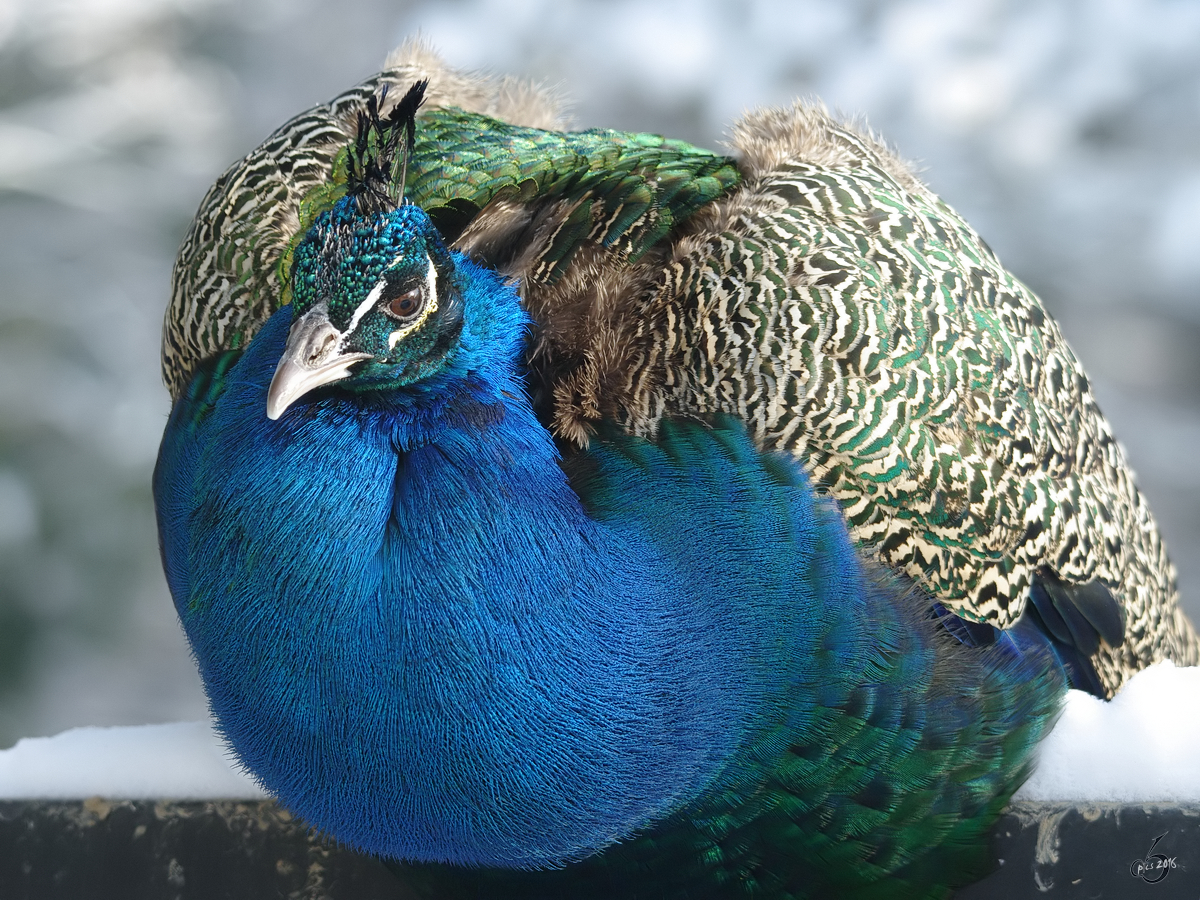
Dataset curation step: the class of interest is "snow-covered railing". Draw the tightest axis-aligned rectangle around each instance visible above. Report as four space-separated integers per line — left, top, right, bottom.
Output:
2 664 1199 898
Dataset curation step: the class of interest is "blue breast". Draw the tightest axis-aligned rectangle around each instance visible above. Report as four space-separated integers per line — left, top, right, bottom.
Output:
154 272 880 867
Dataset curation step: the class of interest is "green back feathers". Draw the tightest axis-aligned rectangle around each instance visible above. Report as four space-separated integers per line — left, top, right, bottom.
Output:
410 107 739 277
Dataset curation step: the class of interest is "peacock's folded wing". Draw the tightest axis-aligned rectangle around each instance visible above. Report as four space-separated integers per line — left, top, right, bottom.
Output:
623 145 1196 694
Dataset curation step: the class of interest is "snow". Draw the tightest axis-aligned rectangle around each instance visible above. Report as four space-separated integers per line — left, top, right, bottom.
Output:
1016 661 1200 802
0 663 1196 802
0 720 265 800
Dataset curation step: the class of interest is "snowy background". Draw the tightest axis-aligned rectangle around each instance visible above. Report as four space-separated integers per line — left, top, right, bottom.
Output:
0 0 1198 748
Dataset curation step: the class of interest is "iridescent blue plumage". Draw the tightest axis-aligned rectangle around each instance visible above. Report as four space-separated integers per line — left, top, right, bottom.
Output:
154 83 1071 898
157 200 863 865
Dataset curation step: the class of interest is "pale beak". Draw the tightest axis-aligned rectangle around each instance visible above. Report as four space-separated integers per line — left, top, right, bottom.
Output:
266 305 372 420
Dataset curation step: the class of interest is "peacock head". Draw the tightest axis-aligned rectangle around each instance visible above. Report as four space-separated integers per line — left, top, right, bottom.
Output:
267 197 466 420
267 79 477 420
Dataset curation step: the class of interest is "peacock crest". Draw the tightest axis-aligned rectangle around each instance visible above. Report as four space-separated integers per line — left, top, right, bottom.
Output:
346 79 427 216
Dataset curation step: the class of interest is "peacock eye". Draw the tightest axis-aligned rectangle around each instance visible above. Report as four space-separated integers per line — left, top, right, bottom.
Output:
384 286 424 322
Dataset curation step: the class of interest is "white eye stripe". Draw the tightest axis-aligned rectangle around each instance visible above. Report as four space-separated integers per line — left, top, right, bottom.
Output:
348 280 386 335
424 259 437 314
388 255 438 351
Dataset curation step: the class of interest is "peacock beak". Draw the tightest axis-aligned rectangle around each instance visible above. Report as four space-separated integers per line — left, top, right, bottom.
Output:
266 304 371 420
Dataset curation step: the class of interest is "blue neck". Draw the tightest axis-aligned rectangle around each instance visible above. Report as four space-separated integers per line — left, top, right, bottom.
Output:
159 261 820 867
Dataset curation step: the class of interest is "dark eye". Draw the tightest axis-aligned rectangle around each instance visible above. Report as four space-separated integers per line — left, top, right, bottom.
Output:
384 286 424 321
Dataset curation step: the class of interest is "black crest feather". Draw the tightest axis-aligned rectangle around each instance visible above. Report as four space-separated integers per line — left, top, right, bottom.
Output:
347 79 428 216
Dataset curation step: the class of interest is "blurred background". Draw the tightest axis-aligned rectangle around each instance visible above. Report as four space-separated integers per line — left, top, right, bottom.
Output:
0 0 1198 747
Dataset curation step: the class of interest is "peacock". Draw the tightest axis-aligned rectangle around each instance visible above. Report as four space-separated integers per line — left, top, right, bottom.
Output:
154 43 1199 899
